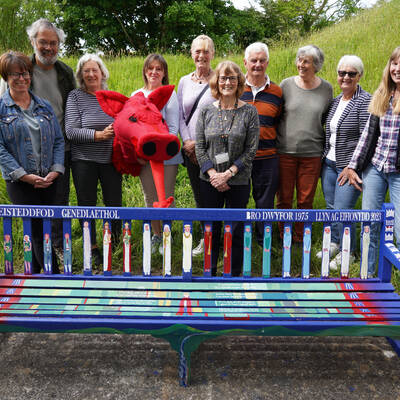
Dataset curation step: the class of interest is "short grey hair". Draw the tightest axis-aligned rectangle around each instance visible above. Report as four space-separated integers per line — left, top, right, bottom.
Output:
296 45 324 73
26 18 65 44
245 42 269 62
75 54 109 90
337 55 364 77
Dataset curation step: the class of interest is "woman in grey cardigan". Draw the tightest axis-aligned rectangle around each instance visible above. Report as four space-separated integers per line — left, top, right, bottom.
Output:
277 45 333 242
195 61 259 276
320 55 371 270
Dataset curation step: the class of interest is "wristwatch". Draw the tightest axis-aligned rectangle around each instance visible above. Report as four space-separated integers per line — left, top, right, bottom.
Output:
228 167 236 177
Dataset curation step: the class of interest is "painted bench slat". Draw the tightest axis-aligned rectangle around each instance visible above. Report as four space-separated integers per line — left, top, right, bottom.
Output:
0 278 395 292
1 288 399 302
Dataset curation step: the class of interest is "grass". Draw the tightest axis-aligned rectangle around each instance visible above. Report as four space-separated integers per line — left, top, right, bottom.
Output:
1 0 400 290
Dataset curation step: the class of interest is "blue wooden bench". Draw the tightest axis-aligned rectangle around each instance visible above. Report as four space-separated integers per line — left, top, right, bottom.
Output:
0 203 399 386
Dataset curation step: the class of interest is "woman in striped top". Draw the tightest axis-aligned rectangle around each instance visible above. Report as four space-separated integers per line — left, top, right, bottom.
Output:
341 47 400 277
65 54 122 266
320 55 371 271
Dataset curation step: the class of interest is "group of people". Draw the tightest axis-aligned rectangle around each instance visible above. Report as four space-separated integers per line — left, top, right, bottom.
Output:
0 19 399 278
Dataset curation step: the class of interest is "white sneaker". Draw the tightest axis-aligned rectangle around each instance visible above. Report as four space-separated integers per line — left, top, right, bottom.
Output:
192 239 204 257
316 242 339 259
329 251 355 271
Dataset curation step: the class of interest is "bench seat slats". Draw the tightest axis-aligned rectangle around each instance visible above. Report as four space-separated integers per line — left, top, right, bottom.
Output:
3 296 400 309
1 308 400 321
1 287 399 302
0 278 395 293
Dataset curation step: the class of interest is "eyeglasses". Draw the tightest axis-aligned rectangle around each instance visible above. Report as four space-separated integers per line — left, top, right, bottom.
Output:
219 76 238 83
9 71 30 79
338 71 358 78
36 39 59 48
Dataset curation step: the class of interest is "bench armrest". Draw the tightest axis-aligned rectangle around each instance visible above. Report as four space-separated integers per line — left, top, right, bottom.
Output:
383 243 400 272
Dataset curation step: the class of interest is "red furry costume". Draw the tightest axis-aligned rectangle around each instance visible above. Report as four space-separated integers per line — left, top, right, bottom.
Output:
96 85 180 208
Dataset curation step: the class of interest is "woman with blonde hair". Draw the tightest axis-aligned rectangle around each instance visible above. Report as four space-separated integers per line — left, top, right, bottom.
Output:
340 46 400 277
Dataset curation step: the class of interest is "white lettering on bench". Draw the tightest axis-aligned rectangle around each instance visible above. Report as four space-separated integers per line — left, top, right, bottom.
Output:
61 208 120 219
245 210 381 222
0 207 54 218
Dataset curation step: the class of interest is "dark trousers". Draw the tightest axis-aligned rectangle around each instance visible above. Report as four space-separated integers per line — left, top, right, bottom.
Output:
71 160 122 246
6 180 59 274
51 150 71 248
183 153 202 208
200 180 250 276
251 156 279 245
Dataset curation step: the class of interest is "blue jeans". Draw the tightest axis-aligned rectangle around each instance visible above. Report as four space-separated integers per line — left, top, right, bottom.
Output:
321 159 361 252
362 164 400 275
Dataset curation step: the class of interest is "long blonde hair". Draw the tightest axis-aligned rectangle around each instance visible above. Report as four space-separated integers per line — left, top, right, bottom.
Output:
369 46 400 116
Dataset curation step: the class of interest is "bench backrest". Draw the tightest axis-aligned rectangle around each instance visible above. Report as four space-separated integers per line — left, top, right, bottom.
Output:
0 203 395 282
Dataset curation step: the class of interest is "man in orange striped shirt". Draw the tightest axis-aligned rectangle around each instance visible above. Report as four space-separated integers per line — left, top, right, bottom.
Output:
241 42 283 245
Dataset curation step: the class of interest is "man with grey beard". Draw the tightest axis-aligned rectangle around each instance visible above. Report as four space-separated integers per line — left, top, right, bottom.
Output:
0 19 76 260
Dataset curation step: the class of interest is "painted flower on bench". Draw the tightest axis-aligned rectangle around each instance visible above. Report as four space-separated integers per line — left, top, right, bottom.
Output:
96 85 181 208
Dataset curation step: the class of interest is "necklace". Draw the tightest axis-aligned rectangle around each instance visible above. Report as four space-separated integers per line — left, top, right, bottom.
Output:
194 70 211 84
218 99 238 144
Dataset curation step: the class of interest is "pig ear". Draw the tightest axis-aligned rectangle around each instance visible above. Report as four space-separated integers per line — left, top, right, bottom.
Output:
96 90 129 117
148 85 175 111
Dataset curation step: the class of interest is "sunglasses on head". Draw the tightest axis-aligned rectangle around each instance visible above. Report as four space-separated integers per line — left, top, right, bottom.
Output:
338 70 358 78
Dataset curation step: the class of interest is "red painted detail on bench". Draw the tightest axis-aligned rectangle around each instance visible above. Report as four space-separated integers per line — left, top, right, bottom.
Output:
204 225 212 275
176 294 193 316
223 225 232 275
224 315 250 320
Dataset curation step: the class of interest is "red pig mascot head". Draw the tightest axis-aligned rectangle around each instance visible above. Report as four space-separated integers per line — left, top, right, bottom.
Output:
96 85 180 208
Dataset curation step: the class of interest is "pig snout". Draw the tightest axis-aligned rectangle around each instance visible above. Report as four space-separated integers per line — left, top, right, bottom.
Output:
137 132 180 161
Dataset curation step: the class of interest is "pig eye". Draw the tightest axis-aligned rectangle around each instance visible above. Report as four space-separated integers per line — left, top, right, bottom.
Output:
129 115 137 122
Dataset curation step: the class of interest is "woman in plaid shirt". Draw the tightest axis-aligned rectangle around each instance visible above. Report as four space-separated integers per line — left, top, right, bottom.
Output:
339 47 400 277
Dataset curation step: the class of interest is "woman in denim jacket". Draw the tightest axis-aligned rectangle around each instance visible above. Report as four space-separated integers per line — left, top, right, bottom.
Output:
0 51 64 273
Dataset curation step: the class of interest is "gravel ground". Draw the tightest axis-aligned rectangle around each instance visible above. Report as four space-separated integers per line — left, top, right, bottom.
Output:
0 333 399 400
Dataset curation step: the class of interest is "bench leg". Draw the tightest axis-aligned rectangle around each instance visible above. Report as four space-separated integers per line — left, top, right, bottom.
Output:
386 337 400 357
153 329 216 386
178 333 209 387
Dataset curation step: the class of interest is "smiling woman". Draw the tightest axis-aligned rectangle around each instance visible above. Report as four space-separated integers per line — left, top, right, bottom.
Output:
276 44 333 243
65 54 122 267
0 50 65 273
320 55 371 271
131 54 183 255
340 46 400 277
195 60 259 276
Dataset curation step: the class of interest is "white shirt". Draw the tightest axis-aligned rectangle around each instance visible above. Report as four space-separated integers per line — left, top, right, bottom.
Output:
327 97 350 162
245 75 271 100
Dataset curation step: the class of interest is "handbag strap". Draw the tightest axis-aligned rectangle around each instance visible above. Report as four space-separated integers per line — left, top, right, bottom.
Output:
185 84 209 126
